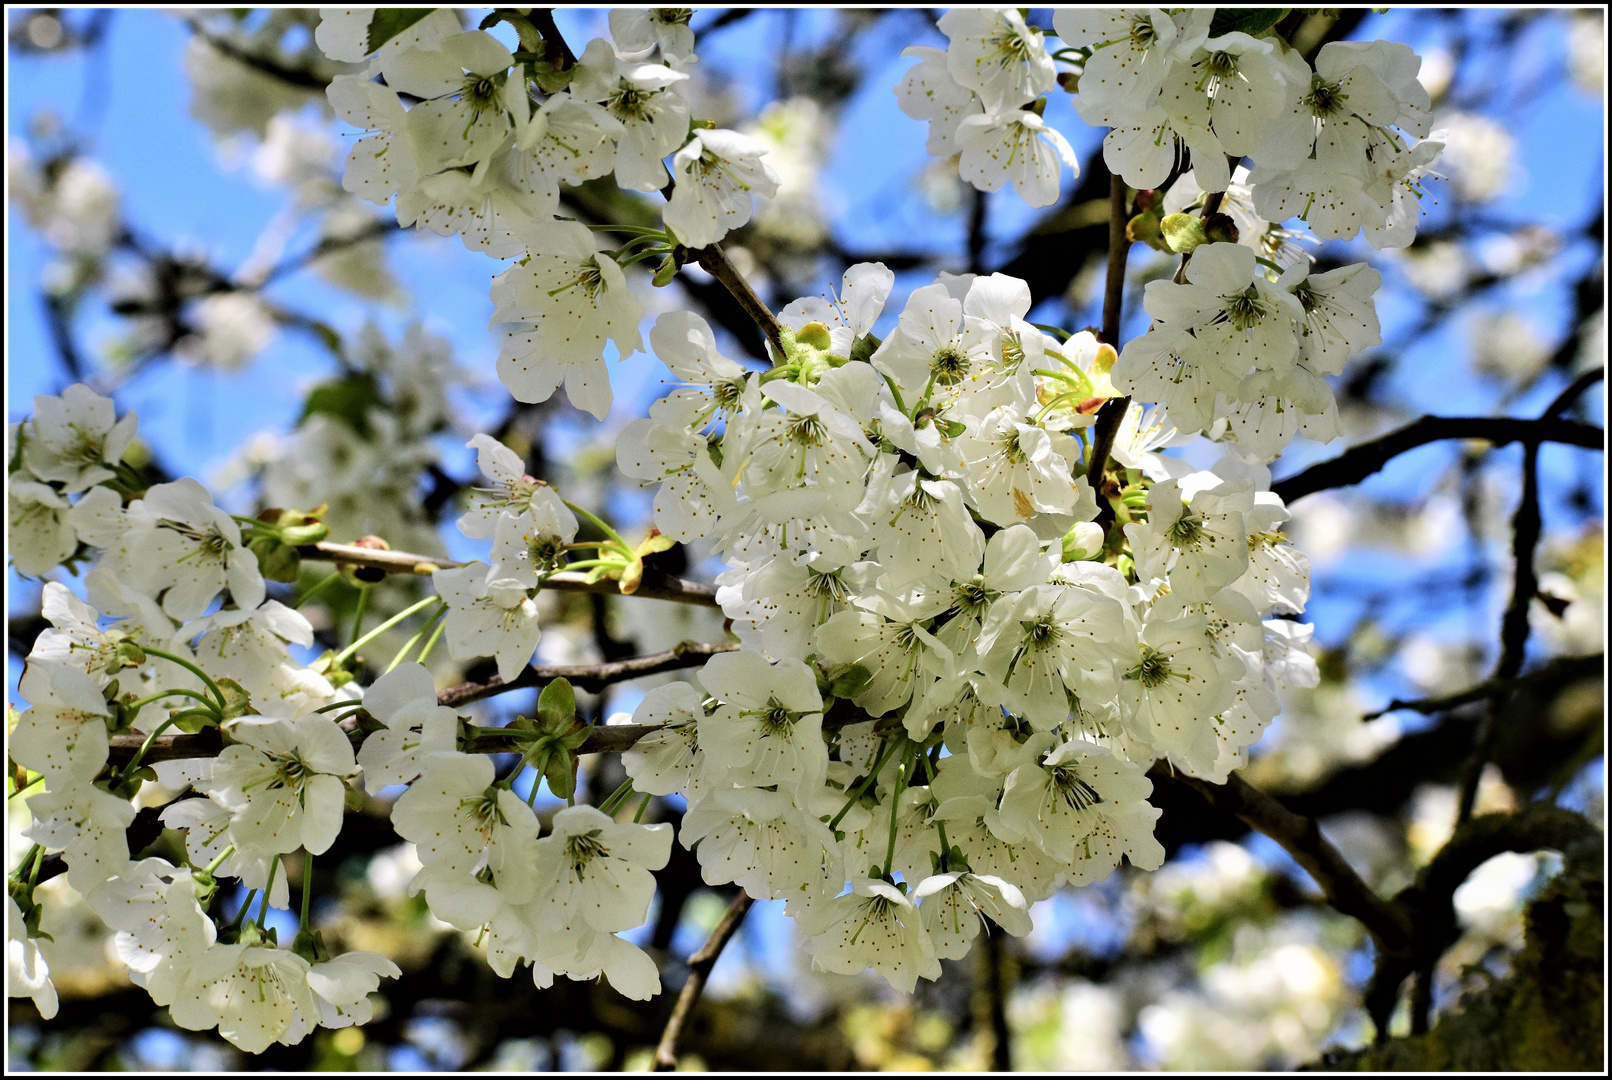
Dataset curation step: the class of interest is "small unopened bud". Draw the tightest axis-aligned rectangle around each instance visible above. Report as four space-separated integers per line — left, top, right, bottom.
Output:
348 535 389 583
651 255 678 287
1062 521 1105 562
1057 70 1080 92
794 321 833 352
1160 212 1209 254
1027 96 1047 117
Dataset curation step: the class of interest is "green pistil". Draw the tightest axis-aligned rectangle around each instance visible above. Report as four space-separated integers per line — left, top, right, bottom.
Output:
1124 645 1187 689
930 345 970 385
1220 288 1267 331
565 829 609 881
1305 75 1347 117
787 413 827 448
1167 513 1205 550
1049 768 1102 812
524 533 568 572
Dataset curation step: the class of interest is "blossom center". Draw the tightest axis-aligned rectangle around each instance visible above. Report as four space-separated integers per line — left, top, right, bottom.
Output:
565 828 609 880
1125 645 1186 689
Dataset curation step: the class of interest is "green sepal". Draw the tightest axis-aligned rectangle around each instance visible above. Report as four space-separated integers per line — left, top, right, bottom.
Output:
215 677 255 721
849 331 882 365
827 664 874 701
1161 212 1209 254
291 926 332 964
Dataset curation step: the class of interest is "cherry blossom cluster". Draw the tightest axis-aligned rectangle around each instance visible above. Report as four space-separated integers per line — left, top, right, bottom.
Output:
607 264 1321 988
899 7 1445 247
321 6 777 419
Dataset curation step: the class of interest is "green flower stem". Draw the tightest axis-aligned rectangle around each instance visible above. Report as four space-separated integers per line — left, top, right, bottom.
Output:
633 793 652 823
416 617 448 665
561 501 632 553
348 584 371 652
552 558 622 573
918 749 951 869
225 889 259 931
8 774 45 800
119 713 194 779
299 850 314 929
257 858 280 930
292 571 344 611
525 748 554 807
124 688 218 714
8 844 44 884
598 777 635 816
385 603 447 674
829 736 901 832
882 744 916 879
138 647 228 713
333 595 440 666
203 845 236 877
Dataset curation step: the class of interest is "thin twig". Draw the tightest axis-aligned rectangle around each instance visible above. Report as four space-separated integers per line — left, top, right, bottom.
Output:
1542 365 1604 418
653 890 755 1070
1363 652 1603 719
185 21 332 90
438 640 738 705
1169 769 1415 954
299 541 721 607
1271 415 1604 503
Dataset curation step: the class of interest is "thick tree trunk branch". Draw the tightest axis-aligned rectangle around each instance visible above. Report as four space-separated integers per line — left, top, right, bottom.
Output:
1272 415 1604 503
652 890 755 1070
299 541 721 607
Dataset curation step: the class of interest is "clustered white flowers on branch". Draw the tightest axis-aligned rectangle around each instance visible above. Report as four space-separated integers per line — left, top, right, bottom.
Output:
8 3 1438 1046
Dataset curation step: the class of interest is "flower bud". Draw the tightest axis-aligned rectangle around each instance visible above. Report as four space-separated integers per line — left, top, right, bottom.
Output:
1061 521 1105 562
1202 212 1240 245
1160 213 1209 254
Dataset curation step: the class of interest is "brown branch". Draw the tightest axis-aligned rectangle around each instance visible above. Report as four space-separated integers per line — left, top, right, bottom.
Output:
1271 415 1604 503
1364 804 1603 1041
1362 652 1604 720
652 890 755 1070
438 640 737 706
528 8 577 68
1084 174 1139 517
184 22 331 90
692 244 785 357
1168 768 1415 955
1542 365 1605 418
299 541 720 607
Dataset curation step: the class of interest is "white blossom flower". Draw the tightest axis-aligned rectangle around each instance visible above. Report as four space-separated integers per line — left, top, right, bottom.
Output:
895 45 983 156
23 783 137 894
432 562 541 683
123 477 265 620
86 858 215 1007
736 380 873 499
609 7 697 69
663 129 781 249
357 662 458 787
21 384 138 492
458 434 568 539
680 786 842 904
938 6 1056 110
187 601 336 719
816 593 956 717
1126 476 1254 601
159 798 290 909
491 220 644 420
698 650 828 792
390 752 541 891
11 661 111 785
307 951 402 1029
170 942 318 1054
572 37 692 191
799 878 942 993
621 681 707 798
956 108 1079 209
489 502 581 588
1285 262 1381 377
7 480 77 577
975 583 1127 730
1117 612 1241 773
7 894 58 1019
206 714 356 859
1055 8 1210 126
996 738 1165 880
390 31 522 173
532 805 673 933
913 871 1032 959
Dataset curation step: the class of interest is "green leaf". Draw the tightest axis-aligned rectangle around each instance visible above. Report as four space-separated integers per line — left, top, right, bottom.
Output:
543 749 577 800
367 8 437 54
536 678 577 736
299 374 384 437
1208 8 1289 38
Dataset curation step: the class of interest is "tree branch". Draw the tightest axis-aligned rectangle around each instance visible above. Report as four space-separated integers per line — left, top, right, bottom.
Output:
1271 415 1604 503
1542 365 1605 418
652 890 755 1070
184 22 332 90
1167 768 1415 955
437 640 737 706
692 244 784 357
299 541 721 607
1362 652 1604 720
1083 175 1138 513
